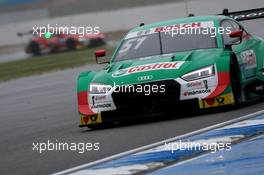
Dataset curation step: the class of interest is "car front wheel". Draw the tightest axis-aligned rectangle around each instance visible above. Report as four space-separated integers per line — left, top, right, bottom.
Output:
230 57 243 105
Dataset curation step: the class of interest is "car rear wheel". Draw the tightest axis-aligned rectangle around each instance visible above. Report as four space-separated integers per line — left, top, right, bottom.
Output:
28 41 41 56
230 57 242 105
66 38 76 50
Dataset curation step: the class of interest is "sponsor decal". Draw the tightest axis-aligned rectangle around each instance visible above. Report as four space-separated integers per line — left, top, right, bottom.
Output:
91 103 111 109
183 89 211 96
92 96 95 106
90 115 98 122
186 81 203 88
93 96 107 101
199 93 235 108
186 80 208 89
80 114 102 125
216 96 225 104
177 72 218 101
155 22 202 32
203 80 208 89
137 75 153 81
240 50 256 69
112 62 184 77
88 91 116 114
91 96 108 107
230 9 264 21
88 92 117 113
125 21 214 39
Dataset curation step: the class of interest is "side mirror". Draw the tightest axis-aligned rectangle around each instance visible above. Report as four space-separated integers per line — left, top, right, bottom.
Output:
225 30 243 50
229 30 243 38
95 50 109 64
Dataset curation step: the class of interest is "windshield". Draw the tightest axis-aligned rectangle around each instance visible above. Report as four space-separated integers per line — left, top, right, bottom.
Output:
114 29 217 61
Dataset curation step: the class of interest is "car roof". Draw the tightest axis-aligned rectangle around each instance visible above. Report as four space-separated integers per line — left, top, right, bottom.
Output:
129 15 231 33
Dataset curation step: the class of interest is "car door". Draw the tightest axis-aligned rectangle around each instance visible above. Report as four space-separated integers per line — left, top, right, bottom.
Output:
221 19 261 81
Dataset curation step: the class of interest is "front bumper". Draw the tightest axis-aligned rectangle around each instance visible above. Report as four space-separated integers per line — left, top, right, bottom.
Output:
79 75 235 127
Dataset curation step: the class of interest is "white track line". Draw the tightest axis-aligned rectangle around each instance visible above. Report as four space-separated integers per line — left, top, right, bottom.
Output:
53 109 264 175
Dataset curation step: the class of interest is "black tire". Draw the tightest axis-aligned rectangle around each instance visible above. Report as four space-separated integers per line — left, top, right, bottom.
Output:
230 57 242 105
28 41 41 56
66 38 76 50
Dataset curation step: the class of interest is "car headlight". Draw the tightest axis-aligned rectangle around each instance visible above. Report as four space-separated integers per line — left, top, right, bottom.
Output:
182 65 215 81
89 83 112 94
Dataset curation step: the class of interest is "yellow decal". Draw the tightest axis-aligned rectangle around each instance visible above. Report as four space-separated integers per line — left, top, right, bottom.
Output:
199 93 235 108
80 113 102 125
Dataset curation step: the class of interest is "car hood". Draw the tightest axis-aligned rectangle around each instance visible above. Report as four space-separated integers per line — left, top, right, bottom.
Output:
92 49 226 85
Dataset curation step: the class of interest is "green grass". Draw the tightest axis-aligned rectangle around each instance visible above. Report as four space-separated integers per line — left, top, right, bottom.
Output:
0 47 114 82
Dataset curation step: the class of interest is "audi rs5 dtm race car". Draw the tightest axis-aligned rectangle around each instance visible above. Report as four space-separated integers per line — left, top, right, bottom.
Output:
77 9 264 128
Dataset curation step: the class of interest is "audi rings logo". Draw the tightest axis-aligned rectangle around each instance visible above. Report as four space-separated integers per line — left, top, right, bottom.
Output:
137 75 153 81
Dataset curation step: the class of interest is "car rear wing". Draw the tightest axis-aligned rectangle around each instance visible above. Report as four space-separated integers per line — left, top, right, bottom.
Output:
17 30 34 37
220 8 264 21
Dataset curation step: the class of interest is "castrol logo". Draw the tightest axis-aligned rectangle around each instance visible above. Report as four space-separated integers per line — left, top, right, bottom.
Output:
112 61 184 77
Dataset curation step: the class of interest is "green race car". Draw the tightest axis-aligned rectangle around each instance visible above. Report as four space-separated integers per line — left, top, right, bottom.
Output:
77 14 264 128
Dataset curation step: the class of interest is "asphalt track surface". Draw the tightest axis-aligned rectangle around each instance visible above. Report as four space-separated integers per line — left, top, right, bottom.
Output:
1 19 264 175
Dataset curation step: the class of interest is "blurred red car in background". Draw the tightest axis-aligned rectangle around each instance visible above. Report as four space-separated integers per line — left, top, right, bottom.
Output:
18 31 106 56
